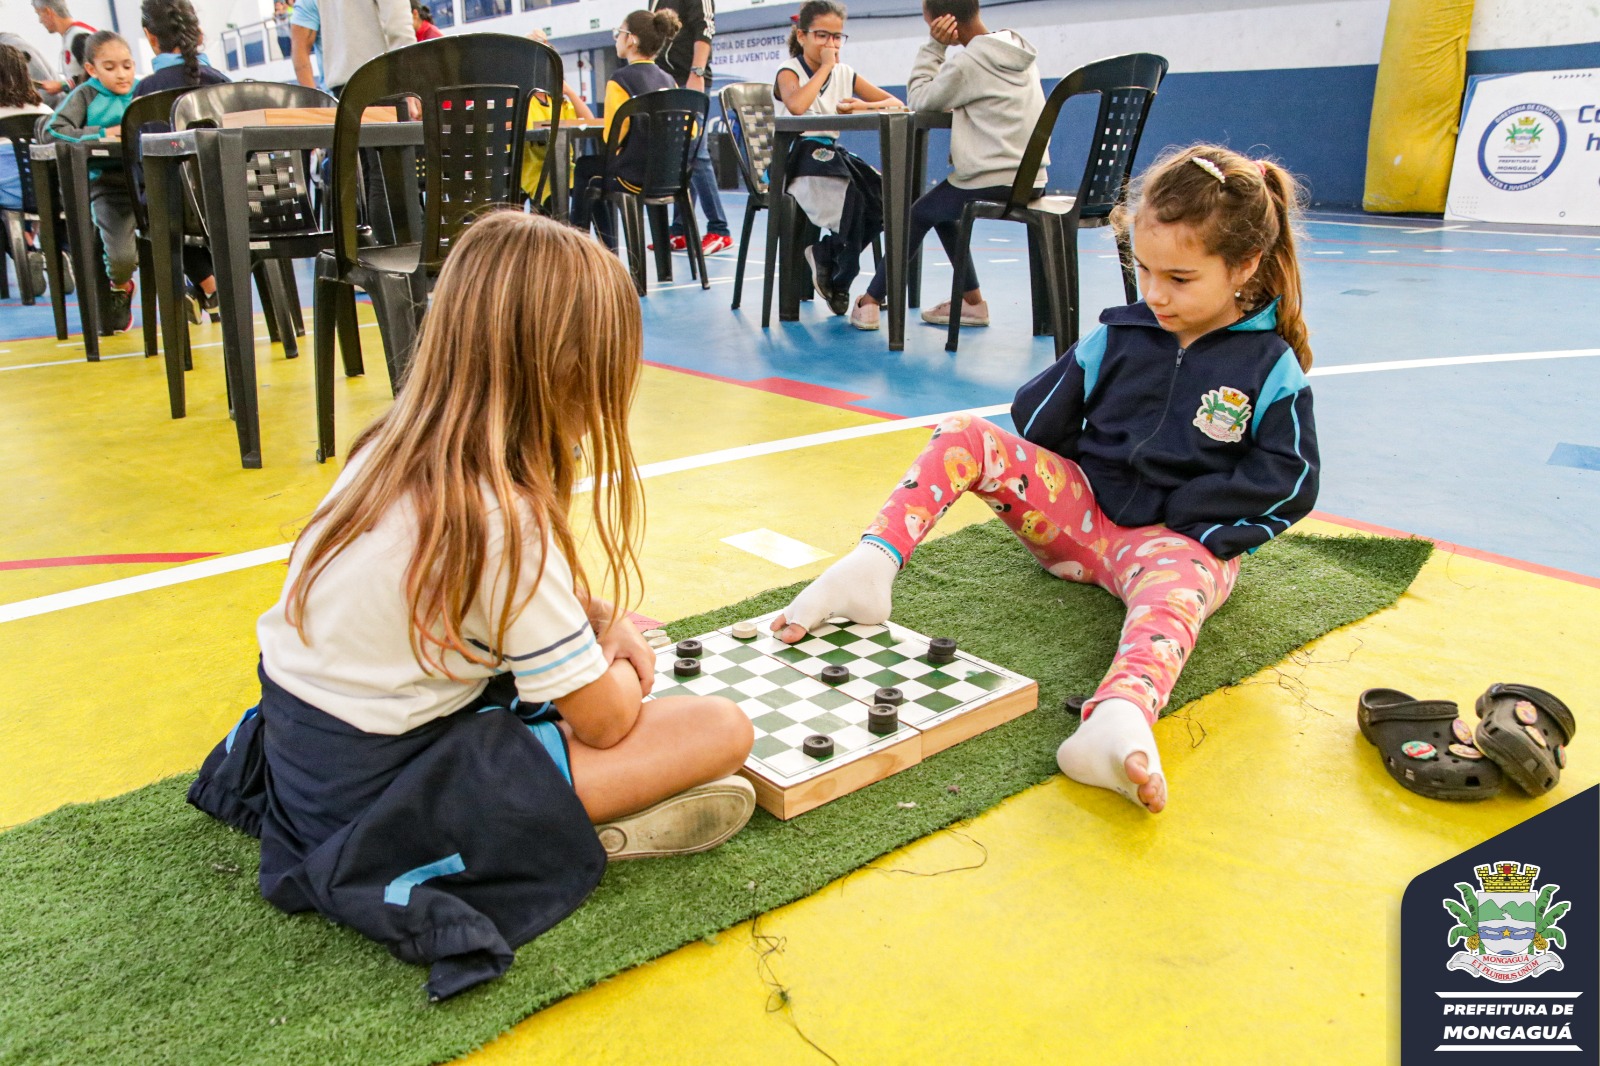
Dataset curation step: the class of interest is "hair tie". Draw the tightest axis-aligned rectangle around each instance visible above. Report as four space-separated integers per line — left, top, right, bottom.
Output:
790 13 800 23
1256 160 1269 177
1191 157 1225 185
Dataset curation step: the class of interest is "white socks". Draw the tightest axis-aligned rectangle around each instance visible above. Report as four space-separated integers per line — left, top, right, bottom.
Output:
774 541 899 636
1055 697 1164 810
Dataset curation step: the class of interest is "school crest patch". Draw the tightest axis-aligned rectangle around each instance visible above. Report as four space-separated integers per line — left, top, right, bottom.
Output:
1192 386 1253 443
811 146 836 163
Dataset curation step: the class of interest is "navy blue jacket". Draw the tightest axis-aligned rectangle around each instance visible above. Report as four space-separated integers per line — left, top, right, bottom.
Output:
189 667 605 1001
1012 300 1319 560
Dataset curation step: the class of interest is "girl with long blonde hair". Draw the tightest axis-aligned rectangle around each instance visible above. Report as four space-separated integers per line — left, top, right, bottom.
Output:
190 211 754 1000
768 144 1320 817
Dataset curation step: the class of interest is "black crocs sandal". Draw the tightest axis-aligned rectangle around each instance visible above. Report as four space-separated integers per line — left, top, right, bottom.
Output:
1473 683 1576 797
1358 688 1502 801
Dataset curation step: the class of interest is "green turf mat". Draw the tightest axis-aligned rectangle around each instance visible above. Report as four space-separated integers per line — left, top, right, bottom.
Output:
0 525 1430 1065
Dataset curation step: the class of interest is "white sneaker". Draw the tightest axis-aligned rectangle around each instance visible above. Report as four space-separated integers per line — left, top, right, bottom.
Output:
920 299 990 327
850 298 881 331
596 775 756 860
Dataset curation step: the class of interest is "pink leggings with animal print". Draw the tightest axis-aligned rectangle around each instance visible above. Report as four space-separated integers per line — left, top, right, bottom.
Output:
866 415 1241 724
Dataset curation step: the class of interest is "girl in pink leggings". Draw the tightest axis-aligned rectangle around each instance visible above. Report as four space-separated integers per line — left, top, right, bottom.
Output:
773 145 1321 813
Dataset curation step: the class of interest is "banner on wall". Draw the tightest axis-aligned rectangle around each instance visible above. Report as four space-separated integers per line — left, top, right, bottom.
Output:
1445 67 1600 225
711 27 792 88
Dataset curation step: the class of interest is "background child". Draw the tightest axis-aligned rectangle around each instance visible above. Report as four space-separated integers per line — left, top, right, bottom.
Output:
0 45 51 292
774 0 901 316
777 145 1319 815
189 211 756 1000
575 9 680 247
133 0 227 322
849 0 1046 331
44 29 137 332
522 29 595 211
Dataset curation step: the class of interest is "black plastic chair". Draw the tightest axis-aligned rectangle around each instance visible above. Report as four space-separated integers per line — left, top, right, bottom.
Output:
585 87 708 297
171 82 334 361
718 82 773 311
314 33 563 462
944 53 1168 356
0 112 69 307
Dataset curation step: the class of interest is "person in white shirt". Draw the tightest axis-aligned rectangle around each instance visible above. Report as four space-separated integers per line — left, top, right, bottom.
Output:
191 215 757 991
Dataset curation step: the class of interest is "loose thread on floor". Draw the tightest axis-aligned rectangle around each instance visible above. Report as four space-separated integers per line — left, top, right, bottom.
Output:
863 826 989 878
749 913 840 1066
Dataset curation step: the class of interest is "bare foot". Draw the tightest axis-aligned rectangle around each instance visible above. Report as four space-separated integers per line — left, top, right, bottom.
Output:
1055 697 1167 814
1122 751 1167 814
768 614 811 645
768 542 898 645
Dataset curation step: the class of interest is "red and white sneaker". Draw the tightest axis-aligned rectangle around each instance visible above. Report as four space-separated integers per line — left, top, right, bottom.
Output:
701 233 734 255
647 235 689 252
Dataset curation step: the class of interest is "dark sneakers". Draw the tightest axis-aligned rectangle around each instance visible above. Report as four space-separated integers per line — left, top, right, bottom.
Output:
104 282 135 334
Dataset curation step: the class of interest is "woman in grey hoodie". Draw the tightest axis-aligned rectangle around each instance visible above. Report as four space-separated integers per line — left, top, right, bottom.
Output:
850 0 1046 331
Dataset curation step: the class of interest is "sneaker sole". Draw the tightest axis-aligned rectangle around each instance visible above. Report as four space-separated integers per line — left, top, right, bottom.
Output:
920 313 990 327
598 776 756 860
850 317 880 331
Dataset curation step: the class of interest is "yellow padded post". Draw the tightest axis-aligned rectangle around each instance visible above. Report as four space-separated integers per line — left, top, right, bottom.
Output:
1363 0 1477 213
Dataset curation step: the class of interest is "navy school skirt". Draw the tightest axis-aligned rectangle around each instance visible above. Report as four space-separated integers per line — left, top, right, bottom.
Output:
188 663 605 1000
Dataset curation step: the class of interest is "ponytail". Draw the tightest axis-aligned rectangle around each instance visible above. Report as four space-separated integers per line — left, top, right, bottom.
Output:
622 8 680 59
1115 144 1313 370
142 0 206 87
789 0 846 59
1254 161 1310 370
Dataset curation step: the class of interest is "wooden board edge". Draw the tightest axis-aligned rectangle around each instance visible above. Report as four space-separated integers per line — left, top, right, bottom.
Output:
917 681 1039 757
743 729 924 820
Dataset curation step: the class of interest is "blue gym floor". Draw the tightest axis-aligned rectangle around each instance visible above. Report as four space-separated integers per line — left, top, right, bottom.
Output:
4 198 1598 577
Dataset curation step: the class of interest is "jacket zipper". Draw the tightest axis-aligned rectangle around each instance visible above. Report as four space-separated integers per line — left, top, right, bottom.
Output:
1110 346 1185 526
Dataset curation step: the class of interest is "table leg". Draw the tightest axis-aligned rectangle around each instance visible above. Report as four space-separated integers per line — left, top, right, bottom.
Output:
32 157 68 340
57 146 103 359
879 114 909 351
762 131 794 328
199 131 263 468
144 154 189 419
776 134 803 322
907 125 929 310
548 128 569 222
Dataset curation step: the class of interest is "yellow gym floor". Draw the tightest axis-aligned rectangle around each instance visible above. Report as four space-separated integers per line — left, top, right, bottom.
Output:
1 307 1593 1064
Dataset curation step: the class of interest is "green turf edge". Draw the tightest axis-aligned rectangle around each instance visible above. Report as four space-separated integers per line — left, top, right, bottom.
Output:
0 526 1431 1066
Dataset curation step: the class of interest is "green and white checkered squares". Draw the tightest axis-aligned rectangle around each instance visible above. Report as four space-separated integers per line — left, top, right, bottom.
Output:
647 617 1030 788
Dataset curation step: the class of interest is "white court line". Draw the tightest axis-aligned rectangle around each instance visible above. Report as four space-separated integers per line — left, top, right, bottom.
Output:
1310 348 1600 377
988 258 1019 264
0 402 1008 625
1402 224 1466 234
5 346 1600 625
1367 249 1398 254
1 351 144 372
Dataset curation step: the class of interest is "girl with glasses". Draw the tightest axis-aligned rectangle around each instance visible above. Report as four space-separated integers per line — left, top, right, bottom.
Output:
774 0 901 316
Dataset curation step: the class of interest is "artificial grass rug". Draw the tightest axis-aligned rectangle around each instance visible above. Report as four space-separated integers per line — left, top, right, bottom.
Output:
0 524 1430 1065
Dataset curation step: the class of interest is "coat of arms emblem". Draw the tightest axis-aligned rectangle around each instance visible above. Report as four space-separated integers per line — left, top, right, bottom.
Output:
1444 861 1568 982
1192 386 1252 444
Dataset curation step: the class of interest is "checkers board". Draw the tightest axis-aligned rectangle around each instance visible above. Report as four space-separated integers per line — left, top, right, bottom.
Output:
647 613 1037 819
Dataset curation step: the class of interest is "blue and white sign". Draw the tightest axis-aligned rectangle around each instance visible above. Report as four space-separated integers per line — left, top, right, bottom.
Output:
1446 68 1600 225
